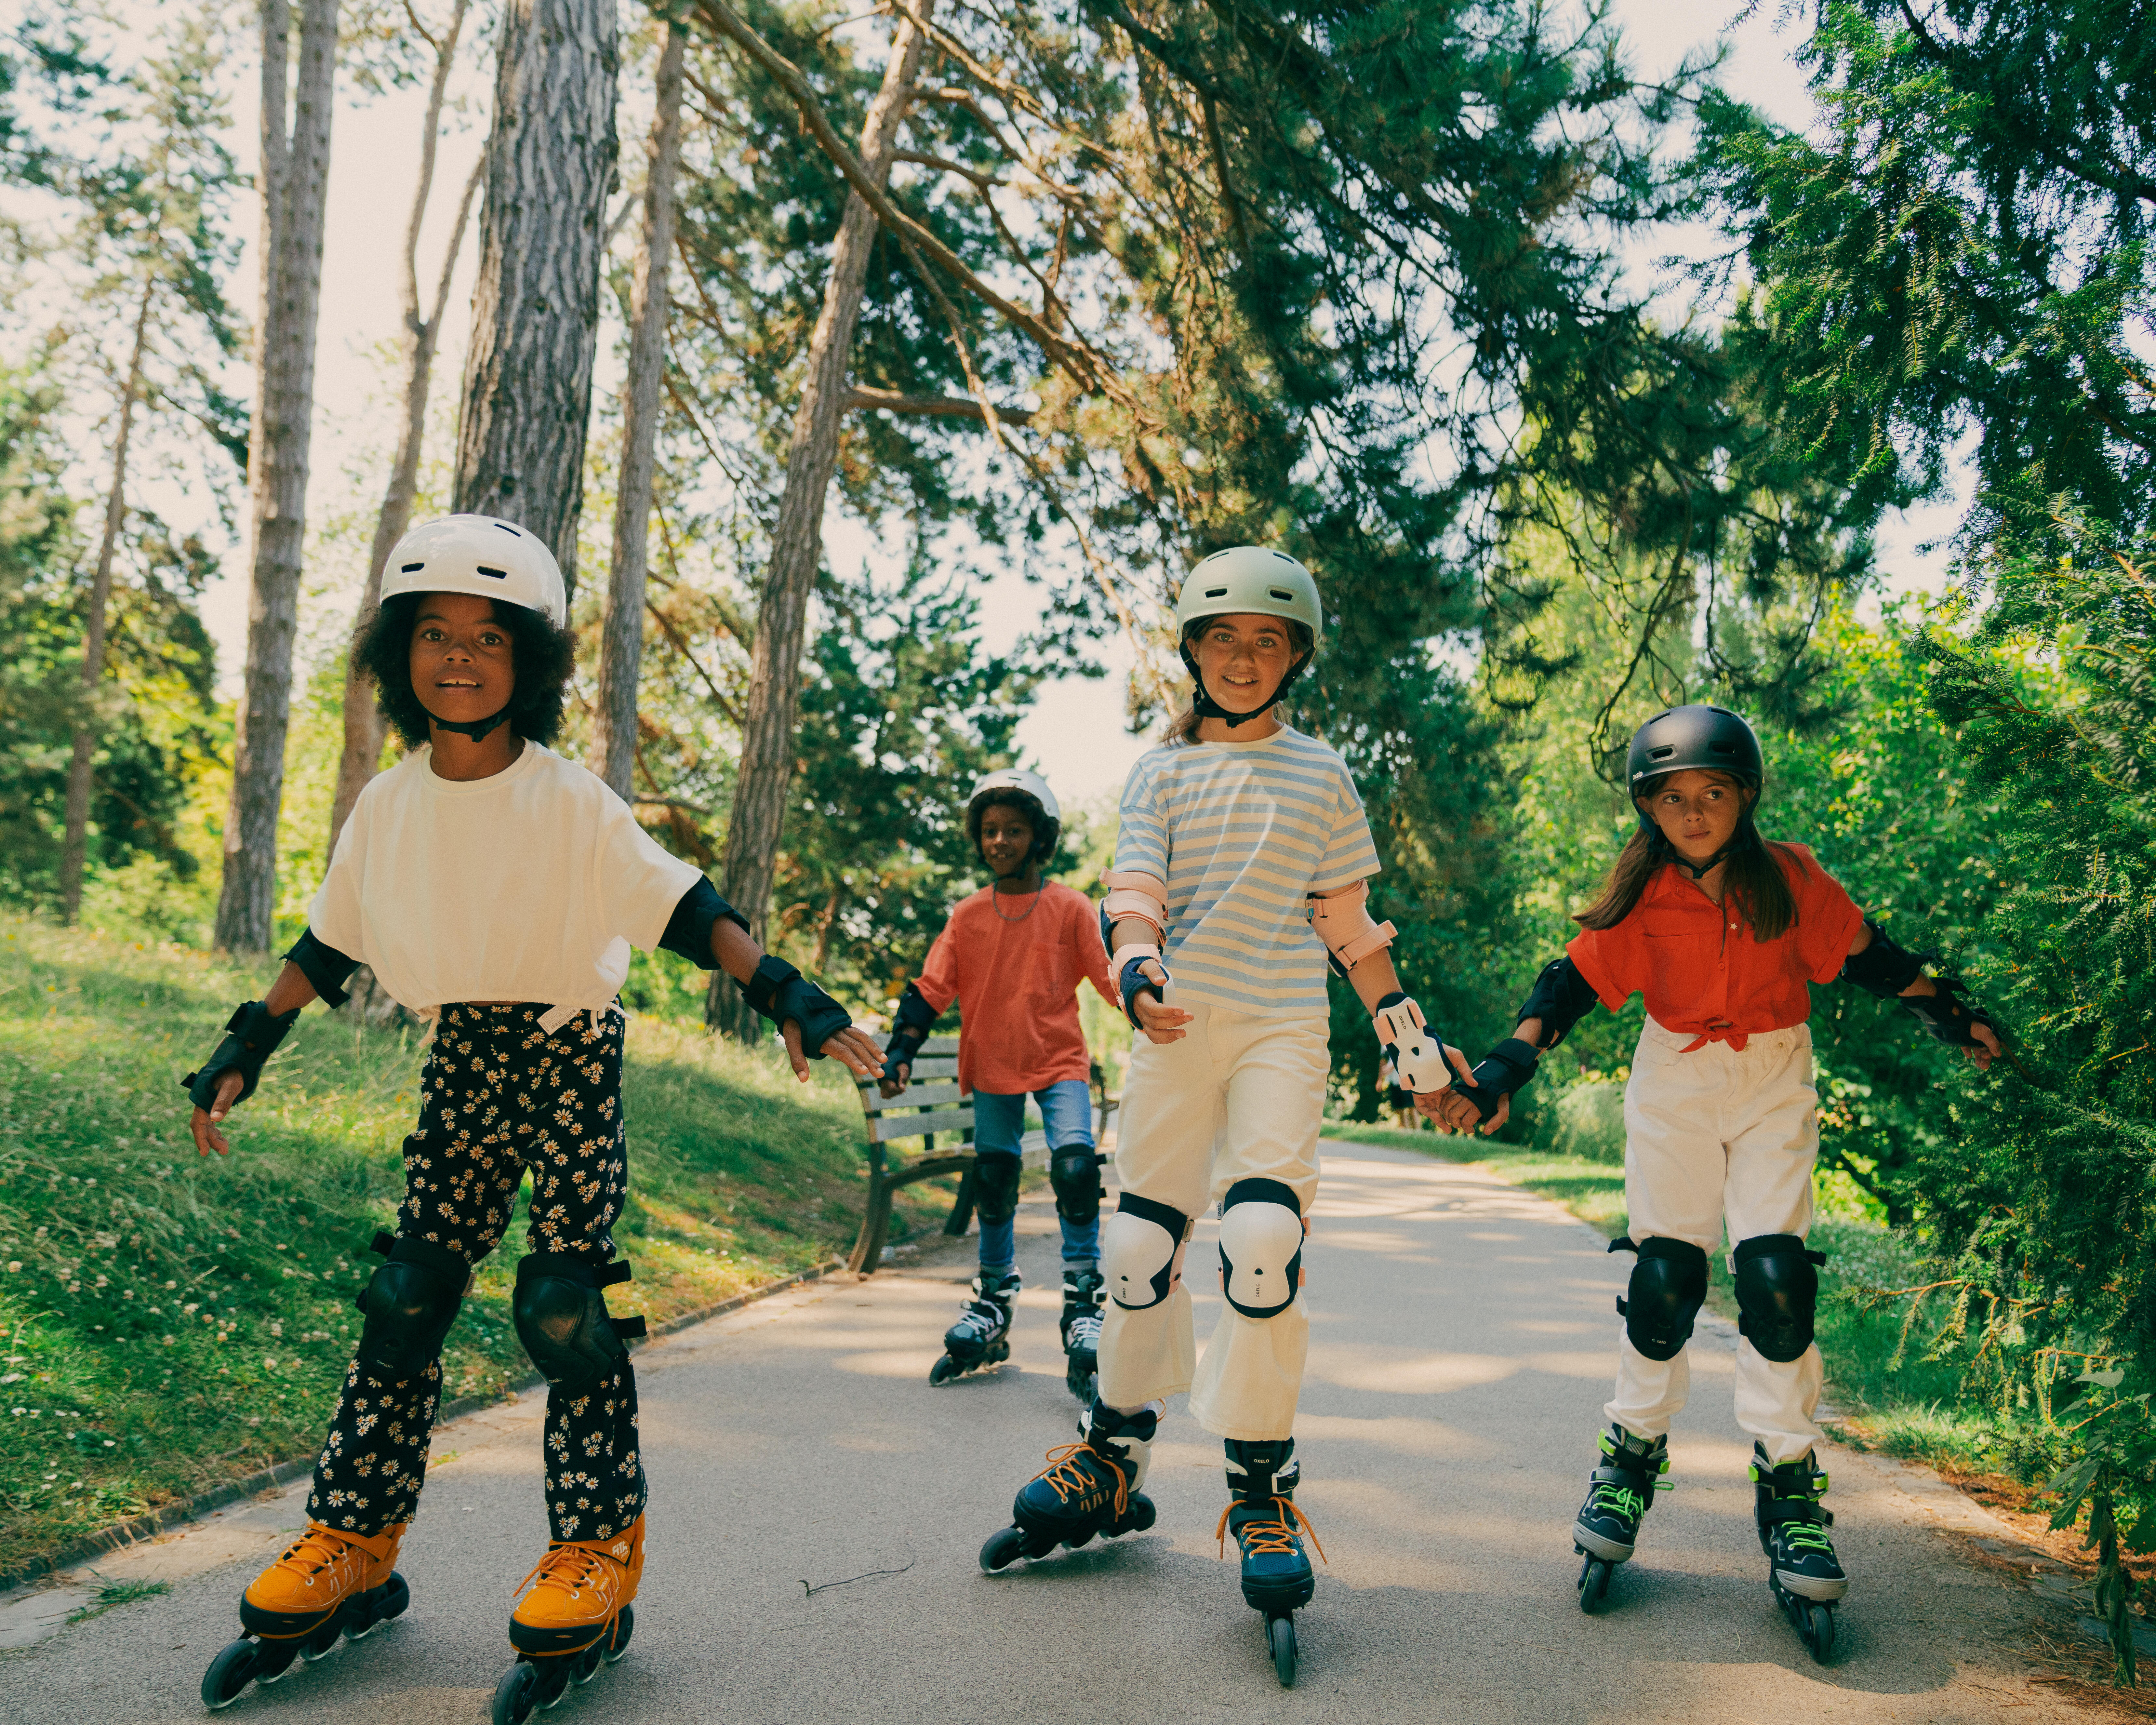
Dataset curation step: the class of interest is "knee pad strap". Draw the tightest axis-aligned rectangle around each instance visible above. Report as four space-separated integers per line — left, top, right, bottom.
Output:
1613 1235 1708 1362
1731 1233 1827 1362
1050 1145 1105 1226
353 1231 468 1381
972 1151 1022 1226
1100 1193 1192 1311
1218 1178 1304 1320
512 1252 642 1391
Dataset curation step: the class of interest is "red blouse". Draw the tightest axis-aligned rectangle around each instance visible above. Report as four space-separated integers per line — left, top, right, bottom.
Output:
1565 842 1864 1051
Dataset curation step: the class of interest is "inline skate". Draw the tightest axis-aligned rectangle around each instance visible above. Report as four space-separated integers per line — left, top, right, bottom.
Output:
200 1522 410 1709
1752 1445 1845 1663
979 1399 1158 1571
930 1267 1021 1385
1217 1439 1323 1687
1571 1424 1670 1611
490 1514 644 1724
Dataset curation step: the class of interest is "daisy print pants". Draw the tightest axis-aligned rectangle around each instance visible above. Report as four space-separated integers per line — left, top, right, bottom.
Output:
306 1002 645 1542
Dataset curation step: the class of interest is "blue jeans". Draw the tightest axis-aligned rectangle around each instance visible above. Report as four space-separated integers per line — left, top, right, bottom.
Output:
971 1079 1098 1273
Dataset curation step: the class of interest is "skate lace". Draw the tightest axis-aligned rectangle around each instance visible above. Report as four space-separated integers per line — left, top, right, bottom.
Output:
954 1299 1005 1341
513 1542 615 1605
1067 1310 1103 1344
271 1525 365 1583
1780 1519 1836 1558
1588 1481 1646 1521
1215 1496 1327 1565
1033 1442 1129 1519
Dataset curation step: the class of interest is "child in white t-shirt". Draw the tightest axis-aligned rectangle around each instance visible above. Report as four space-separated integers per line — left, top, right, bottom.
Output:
183 517 882 1707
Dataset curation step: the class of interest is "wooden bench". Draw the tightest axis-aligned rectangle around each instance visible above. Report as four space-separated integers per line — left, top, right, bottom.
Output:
847 1036 1118 1275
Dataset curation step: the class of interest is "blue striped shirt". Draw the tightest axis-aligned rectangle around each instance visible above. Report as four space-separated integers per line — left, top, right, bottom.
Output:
1115 728 1380 1018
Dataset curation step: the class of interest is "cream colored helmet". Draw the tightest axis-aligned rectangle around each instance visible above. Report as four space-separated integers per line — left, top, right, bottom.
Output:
379 514 567 628
1172 545 1323 642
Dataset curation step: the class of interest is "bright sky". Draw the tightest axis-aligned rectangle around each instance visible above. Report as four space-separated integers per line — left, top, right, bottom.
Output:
173 0 1957 811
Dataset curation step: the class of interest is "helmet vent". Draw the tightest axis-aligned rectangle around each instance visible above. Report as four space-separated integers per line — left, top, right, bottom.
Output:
1269 587 1294 601
475 565 508 579
494 523 522 536
400 562 425 572
1648 745 1675 760
1204 585 1228 598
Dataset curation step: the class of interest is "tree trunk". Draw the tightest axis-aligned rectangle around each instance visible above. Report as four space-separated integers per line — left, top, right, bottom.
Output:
213 0 338 954
328 0 479 857
60 275 156 924
708 4 930 1038
593 23 684 802
453 0 619 601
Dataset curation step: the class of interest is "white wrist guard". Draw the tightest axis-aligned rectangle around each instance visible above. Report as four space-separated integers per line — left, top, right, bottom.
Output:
1374 994 1451 1093
1102 871 1169 943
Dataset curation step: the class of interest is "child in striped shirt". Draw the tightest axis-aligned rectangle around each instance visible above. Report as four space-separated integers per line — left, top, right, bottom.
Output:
978 548 1472 1678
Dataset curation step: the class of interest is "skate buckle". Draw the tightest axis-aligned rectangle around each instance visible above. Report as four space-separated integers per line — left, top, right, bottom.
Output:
1033 1442 1130 1519
1217 1496 1327 1565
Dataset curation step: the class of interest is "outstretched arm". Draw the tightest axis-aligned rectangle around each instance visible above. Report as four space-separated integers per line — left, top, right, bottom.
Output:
1843 918 2003 1070
187 962 321 1158
1436 955 1602 1136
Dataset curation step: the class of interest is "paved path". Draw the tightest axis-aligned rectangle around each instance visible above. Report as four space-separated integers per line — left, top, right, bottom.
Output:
2 1144 2108 1722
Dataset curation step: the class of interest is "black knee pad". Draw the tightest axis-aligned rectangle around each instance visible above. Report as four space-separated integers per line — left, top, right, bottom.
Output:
512 1253 645 1392
973 1152 1022 1226
1050 1145 1104 1226
1732 1233 1828 1362
1613 1235 1708 1362
353 1231 468 1381
1218 1178 1304 1320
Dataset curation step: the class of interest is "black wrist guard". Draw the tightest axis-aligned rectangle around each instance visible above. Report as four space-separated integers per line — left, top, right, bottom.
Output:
1516 957 1598 1050
1461 1037 1540 1122
1119 954 1169 1029
181 1001 299 1110
1899 975 2001 1050
742 954 852 1058
881 1031 925 1083
1841 918 1928 998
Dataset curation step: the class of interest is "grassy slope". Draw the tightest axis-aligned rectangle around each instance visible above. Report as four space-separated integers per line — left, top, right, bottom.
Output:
0 916 952 1578
1319 1122 1988 1460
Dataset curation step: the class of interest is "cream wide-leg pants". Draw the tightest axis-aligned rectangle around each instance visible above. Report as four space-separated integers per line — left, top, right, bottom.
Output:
1606 1018 1827 1464
1097 1000 1330 1442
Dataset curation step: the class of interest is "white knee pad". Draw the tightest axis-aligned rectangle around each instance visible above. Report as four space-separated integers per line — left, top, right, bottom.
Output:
1218 1178 1305 1320
1100 1194 1192 1311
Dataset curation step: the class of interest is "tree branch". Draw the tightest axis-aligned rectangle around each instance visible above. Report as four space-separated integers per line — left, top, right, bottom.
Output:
845 385 1033 422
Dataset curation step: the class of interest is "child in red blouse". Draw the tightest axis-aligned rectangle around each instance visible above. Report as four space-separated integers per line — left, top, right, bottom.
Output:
1442 706 2001 1660
879 770 1119 1399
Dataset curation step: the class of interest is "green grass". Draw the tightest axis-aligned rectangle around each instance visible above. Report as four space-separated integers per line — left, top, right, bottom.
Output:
66 1572 171 1624
1321 1120 1979 1443
0 914 952 1580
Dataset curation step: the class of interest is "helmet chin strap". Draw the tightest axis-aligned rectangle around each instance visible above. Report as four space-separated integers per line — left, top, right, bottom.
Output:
1643 810 1760 880
427 704 515 743
1182 649 1311 729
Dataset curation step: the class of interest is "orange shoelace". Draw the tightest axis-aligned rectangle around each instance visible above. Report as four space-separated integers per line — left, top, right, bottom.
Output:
271 1526 366 1583
512 1542 615 1606
1216 1495 1327 1565
1032 1442 1130 1520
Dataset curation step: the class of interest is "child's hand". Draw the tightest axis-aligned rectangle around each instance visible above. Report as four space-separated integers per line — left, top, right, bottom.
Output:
1131 962 1191 1044
877 1062 912 1099
780 1021 886 1084
1967 1021 2003 1071
189 1071 246 1158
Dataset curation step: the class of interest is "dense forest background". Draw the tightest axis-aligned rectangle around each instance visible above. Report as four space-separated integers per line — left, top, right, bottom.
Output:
4 0 2156 1675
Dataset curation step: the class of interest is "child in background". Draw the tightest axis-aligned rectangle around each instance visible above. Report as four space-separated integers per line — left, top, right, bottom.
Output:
880 769 1121 1399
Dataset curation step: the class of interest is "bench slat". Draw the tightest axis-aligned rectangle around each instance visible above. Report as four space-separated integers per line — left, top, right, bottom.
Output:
856 1057 958 1086
860 1082 966 1115
871 1107 975 1142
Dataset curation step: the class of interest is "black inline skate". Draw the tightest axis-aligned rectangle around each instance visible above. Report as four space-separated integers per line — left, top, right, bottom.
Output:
1571 1424 1670 1611
1218 1438 1324 1687
978 1399 1158 1571
1059 1266 1105 1403
930 1267 1020 1385
200 1523 410 1709
1752 1445 1846 1663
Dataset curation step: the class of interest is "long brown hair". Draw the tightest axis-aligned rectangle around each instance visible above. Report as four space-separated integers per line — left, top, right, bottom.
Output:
1574 775 1805 940
1165 616 1314 745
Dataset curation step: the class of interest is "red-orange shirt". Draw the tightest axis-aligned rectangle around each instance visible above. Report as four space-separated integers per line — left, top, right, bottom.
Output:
1565 842 1864 1051
916 881 1120 1095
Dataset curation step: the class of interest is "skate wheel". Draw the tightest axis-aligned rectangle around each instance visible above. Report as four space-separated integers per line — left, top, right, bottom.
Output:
570 1640 605 1686
1066 1367 1097 1405
348 1571 411 1639
980 1526 1027 1573
604 1604 634 1663
929 1355 959 1385
251 1640 299 1684
1577 1554 1613 1612
300 1613 345 1661
1269 1613 1298 1688
1801 1601 1836 1664
492 1661 539 1725
533 1658 574 1709
201 1638 262 1710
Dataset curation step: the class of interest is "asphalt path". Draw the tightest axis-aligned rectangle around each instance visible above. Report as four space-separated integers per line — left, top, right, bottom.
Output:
3 1142 2103 1722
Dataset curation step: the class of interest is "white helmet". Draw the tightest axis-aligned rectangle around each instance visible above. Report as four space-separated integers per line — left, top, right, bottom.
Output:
968 767 1059 823
379 514 567 628
1172 545 1323 643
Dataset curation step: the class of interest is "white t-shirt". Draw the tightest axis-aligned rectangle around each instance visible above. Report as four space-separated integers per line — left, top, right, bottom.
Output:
308 743 702 1029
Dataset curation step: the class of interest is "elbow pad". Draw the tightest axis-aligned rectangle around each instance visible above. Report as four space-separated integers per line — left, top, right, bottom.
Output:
1840 918 1928 999
1309 880 1397 978
1373 993 1450 1093
658 877 750 969
741 955 853 1057
1101 870 1169 943
1516 957 1599 1050
181 1001 299 1110
1899 975 2001 1050
284 928 358 1008
1458 1038 1539 1122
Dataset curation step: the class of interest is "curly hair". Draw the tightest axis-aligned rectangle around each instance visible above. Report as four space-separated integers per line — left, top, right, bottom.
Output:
353 590 575 751
967 788 1060 866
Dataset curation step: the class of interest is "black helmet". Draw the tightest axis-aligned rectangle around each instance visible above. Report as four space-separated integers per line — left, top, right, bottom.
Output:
1625 705 1763 797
